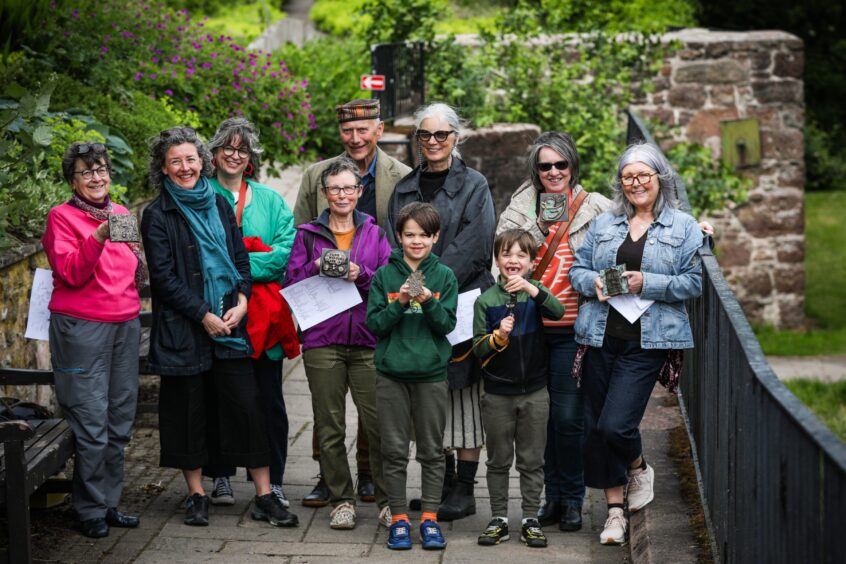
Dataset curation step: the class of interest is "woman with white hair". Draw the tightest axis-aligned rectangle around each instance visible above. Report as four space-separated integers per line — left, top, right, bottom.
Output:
386 103 496 522
569 142 705 545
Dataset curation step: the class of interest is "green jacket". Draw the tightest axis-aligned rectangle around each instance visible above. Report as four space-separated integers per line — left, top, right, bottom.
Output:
212 178 296 283
293 147 411 227
366 249 458 382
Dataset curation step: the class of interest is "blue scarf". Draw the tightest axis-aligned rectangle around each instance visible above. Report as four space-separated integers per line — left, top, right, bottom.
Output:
163 176 248 352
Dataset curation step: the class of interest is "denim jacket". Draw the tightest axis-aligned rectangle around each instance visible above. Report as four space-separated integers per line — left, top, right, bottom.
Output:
569 206 704 349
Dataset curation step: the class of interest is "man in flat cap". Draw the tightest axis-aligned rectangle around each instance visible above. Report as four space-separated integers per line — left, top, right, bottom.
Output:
294 99 411 227
293 98 411 510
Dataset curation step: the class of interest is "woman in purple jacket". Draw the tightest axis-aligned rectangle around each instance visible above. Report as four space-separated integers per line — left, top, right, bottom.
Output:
286 156 392 531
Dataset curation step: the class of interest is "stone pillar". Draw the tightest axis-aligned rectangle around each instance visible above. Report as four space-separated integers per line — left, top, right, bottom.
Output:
632 29 805 329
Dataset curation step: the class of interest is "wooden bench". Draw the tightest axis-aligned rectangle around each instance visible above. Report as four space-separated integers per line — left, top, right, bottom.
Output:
0 367 75 564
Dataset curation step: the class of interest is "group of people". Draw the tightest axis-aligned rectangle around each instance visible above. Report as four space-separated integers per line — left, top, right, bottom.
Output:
41 97 708 551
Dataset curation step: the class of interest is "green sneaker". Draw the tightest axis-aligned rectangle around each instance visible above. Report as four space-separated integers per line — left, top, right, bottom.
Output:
478 518 510 546
521 518 548 548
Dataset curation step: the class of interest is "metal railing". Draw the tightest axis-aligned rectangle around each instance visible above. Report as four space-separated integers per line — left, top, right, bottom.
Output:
626 110 846 563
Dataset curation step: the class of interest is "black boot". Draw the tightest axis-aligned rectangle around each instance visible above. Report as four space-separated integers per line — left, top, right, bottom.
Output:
437 460 477 521
442 452 457 502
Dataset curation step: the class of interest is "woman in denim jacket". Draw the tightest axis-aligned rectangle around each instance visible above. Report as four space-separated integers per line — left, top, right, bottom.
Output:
569 142 704 546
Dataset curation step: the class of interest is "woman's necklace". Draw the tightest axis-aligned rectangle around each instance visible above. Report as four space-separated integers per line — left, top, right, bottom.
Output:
631 216 653 233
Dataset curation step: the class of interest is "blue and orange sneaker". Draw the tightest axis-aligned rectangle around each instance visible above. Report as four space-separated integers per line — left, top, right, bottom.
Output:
387 519 412 550
420 519 447 550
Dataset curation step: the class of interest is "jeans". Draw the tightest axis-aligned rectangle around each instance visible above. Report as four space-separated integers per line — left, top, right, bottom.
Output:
582 336 667 489
543 331 585 506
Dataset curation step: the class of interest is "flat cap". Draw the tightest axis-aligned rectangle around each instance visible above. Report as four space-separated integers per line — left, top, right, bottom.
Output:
336 99 380 123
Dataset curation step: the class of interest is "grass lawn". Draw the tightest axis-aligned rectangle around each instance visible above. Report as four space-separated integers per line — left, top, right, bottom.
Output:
784 379 846 442
755 191 846 356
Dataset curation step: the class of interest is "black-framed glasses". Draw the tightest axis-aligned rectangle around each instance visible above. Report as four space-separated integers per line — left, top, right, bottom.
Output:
417 130 455 143
75 142 106 155
222 145 250 158
324 184 361 196
620 171 657 187
538 160 569 172
73 166 110 180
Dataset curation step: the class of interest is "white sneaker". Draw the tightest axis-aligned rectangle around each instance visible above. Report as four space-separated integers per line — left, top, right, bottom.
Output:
379 505 392 528
329 502 356 530
600 508 627 545
627 463 655 512
271 484 290 508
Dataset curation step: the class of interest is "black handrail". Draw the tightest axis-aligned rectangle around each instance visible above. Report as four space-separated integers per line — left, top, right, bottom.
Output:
626 109 846 563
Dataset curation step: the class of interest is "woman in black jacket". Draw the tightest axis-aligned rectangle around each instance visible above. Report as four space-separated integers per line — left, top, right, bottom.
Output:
140 127 297 528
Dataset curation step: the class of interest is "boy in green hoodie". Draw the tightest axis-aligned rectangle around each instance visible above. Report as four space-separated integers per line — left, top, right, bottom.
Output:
366 202 458 551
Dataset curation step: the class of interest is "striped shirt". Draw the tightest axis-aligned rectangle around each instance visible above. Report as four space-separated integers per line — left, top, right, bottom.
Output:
533 222 578 327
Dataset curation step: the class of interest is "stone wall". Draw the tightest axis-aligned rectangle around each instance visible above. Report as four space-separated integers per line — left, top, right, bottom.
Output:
632 28 805 329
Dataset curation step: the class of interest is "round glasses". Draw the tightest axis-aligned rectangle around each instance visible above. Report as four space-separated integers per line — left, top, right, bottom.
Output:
73 166 110 181
222 145 250 158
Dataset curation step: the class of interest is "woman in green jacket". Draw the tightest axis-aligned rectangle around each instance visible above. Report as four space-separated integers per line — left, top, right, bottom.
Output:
205 118 297 515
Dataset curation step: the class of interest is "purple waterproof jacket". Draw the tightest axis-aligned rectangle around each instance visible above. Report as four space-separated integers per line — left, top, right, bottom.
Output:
286 209 392 351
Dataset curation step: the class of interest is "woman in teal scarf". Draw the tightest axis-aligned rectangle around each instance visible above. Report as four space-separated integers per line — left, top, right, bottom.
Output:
141 127 298 528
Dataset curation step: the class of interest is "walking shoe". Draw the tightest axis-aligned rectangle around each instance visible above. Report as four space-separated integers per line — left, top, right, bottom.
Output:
559 504 583 531
478 518 510 546
80 517 109 538
271 483 290 508
302 475 329 507
105 507 140 528
356 474 376 503
537 499 562 527
184 493 209 526
387 519 412 550
627 463 655 512
520 518 548 548
252 493 299 527
437 481 476 521
329 502 357 530
420 519 447 550
379 505 392 528
210 476 235 506
600 508 627 545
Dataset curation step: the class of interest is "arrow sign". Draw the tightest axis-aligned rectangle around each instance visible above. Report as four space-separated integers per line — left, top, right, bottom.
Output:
360 74 386 91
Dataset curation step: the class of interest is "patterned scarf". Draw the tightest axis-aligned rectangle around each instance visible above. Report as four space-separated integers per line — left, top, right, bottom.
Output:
68 192 147 290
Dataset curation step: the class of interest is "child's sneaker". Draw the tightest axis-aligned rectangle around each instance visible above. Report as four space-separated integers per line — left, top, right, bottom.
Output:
520 518 548 548
387 519 412 550
329 502 356 530
478 518 510 545
420 519 447 550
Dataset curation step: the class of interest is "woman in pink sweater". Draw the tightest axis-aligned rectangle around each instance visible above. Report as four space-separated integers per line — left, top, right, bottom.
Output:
42 142 144 539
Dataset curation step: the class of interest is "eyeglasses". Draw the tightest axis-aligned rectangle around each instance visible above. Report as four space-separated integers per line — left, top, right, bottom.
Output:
73 166 110 180
537 160 569 172
75 142 106 155
416 130 455 143
620 171 657 187
222 145 250 158
324 184 360 196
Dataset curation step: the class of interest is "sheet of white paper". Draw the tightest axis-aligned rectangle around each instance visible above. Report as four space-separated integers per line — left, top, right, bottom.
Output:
608 293 655 324
447 288 482 345
281 276 362 331
25 268 54 341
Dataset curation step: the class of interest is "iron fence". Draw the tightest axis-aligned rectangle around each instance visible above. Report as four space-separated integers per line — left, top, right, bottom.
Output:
626 110 846 563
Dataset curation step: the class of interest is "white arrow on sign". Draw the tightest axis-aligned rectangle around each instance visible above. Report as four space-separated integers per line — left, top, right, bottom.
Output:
360 75 386 91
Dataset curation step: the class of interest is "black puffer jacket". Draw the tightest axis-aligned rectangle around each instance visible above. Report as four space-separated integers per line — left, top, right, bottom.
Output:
141 189 252 376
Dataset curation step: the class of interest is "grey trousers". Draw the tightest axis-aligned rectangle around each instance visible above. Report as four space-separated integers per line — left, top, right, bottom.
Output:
49 313 140 521
376 375 447 514
481 386 549 518
303 345 387 508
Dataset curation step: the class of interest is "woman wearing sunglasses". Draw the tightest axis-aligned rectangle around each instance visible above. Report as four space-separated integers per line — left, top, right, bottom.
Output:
42 142 144 538
286 156 392 530
200 118 299 516
386 102 497 523
496 131 613 534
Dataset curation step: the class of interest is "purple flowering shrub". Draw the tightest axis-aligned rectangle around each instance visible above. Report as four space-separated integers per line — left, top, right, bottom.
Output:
37 0 315 172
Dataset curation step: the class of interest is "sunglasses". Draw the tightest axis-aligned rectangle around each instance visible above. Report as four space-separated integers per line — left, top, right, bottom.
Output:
75 142 106 155
417 130 455 143
537 160 569 172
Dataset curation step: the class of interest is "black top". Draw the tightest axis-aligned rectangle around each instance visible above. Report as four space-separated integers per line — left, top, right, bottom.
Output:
419 168 450 203
605 230 647 341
